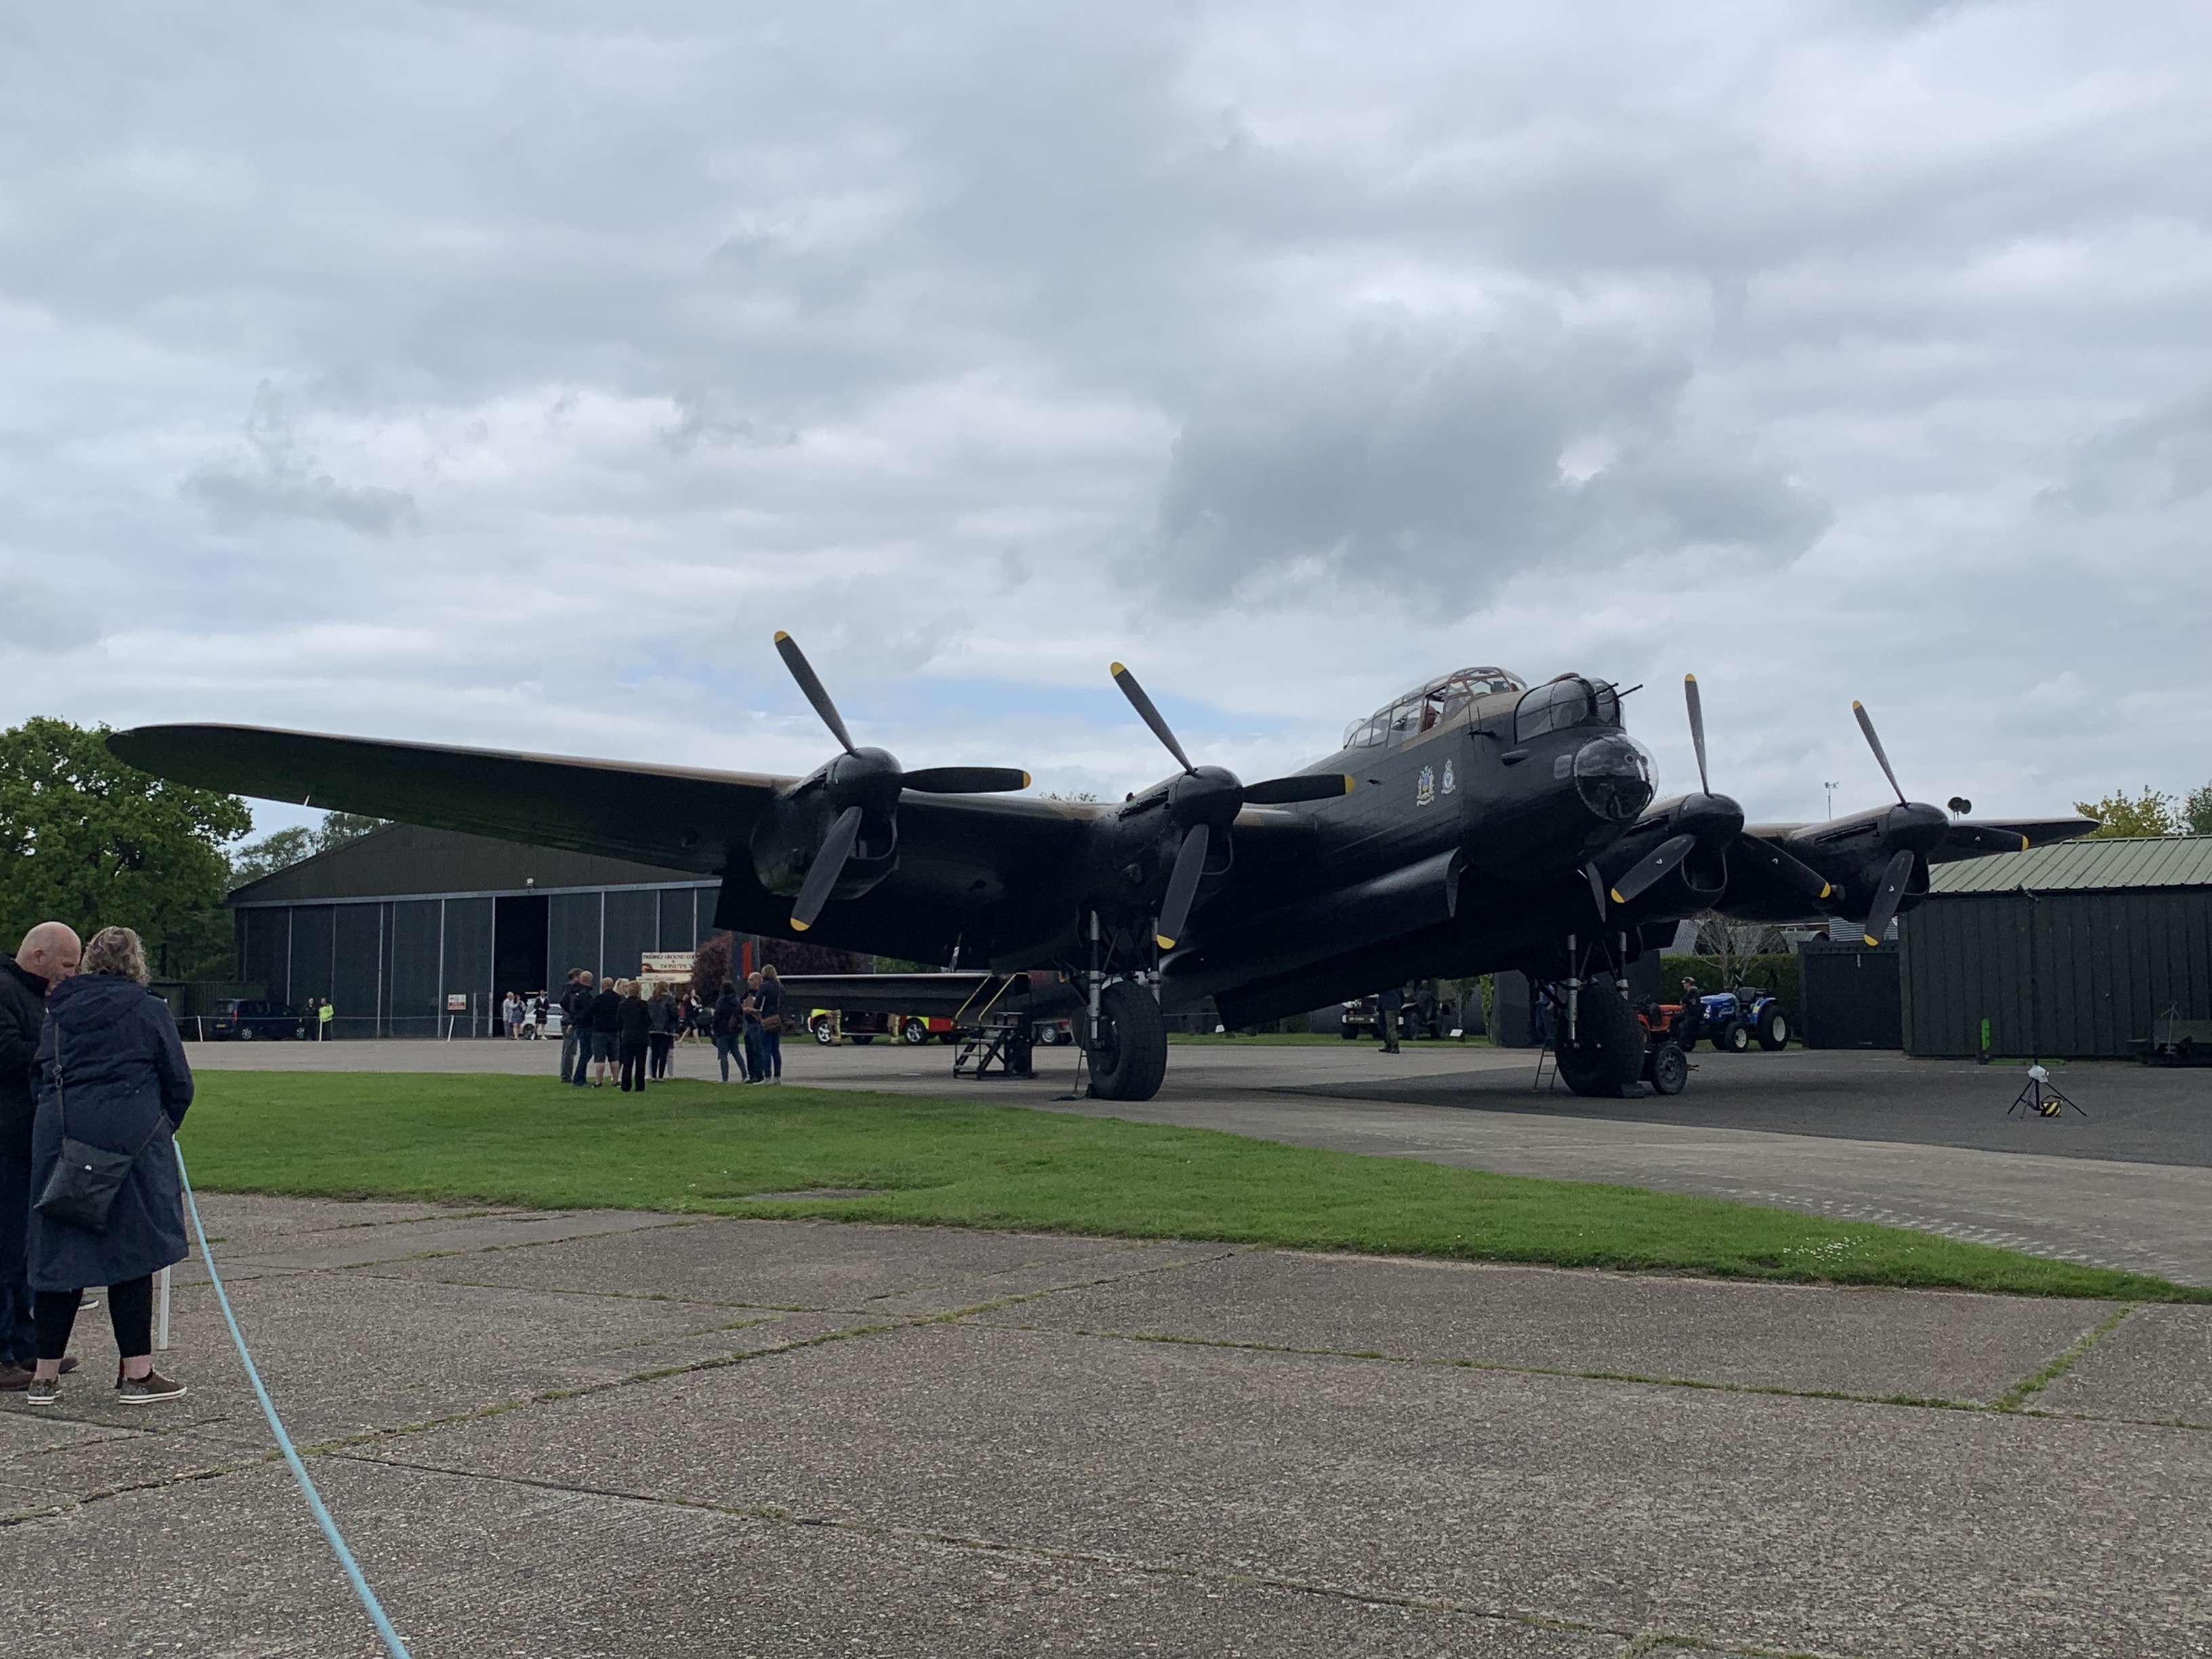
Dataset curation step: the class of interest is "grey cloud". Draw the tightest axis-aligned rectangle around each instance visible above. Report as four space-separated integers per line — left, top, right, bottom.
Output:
182 387 420 537
0 569 102 653
1152 324 1828 608
2039 385 2212 517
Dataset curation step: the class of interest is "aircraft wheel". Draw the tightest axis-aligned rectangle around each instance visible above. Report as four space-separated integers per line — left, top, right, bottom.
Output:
1756 1008 1788 1050
1715 1021 1750 1053
1086 979 1167 1101
1555 980 1643 1099
900 1019 930 1045
1648 1042 1688 1096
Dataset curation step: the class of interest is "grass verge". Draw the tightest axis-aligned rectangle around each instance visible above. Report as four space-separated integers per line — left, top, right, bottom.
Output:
184 1072 2206 1300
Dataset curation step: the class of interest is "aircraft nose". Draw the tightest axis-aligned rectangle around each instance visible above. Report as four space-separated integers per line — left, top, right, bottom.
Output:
1572 735 1655 823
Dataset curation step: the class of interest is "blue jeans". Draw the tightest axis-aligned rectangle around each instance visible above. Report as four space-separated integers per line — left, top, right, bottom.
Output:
0 1155 33 1368
560 1025 586 1084
714 1031 745 1082
757 1027 781 1079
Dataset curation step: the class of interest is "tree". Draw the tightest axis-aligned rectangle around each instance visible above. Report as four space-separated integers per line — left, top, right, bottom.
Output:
2186 783 2212 837
0 717 251 964
2073 788 2179 839
230 809 385 885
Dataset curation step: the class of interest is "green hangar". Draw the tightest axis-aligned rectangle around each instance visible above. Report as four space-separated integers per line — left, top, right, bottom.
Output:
228 823 721 1038
1900 836 2212 1059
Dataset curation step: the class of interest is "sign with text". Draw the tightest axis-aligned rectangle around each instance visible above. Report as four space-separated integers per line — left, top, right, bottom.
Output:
445 994 470 1012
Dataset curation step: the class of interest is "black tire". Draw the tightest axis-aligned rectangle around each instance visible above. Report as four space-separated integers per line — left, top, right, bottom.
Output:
1086 979 1168 1101
900 1019 930 1045
1555 980 1644 1098
1340 1027 1358 1040
811 1017 836 1045
851 1033 874 1046
1715 1021 1750 1053
1756 1008 1788 1050
1649 1042 1688 1095
237 1026 255 1042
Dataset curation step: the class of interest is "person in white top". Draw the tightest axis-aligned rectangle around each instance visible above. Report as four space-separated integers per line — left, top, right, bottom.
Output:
501 991 520 1039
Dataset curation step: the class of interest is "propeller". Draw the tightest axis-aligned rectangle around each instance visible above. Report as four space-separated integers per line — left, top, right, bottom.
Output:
773 632 1031 931
1109 661 1353 949
1845 700 1954 945
1604 676 1832 910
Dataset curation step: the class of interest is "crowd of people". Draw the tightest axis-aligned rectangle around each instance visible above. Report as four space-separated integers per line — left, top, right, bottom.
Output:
3 920 192 1406
549 966 786 1088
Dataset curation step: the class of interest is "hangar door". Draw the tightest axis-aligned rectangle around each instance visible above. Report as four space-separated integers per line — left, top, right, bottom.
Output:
1799 943 1901 1050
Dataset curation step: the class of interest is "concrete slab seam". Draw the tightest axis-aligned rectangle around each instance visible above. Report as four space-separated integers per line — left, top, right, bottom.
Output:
0 1446 284 1530
321 1446 1846 1659
1995 1303 2138 1413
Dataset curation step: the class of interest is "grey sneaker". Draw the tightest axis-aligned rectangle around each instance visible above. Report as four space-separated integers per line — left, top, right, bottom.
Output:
117 1368 186 1404
26 1374 60 1406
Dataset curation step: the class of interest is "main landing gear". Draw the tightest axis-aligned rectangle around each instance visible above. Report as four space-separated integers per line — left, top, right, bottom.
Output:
1071 909 1170 1102
1543 928 1679 1100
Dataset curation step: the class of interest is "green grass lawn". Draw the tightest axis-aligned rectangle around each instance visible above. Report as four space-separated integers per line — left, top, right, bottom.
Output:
182 1071 2204 1301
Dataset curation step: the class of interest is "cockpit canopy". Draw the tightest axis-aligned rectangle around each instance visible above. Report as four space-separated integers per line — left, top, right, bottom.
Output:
1513 674 1622 743
1342 667 1527 750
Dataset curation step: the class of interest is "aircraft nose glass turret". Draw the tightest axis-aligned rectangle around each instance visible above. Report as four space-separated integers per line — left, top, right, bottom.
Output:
1572 735 1653 822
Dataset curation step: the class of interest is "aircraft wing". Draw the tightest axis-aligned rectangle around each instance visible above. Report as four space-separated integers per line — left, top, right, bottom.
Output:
1925 815 2102 862
107 723 785 874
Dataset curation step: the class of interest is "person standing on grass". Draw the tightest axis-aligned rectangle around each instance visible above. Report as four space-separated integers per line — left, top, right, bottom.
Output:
1 922 81 1391
711 979 744 1083
559 968 594 1084
587 975 623 1086
756 965 785 1084
647 983 678 1080
23 926 189 1406
615 981 652 1092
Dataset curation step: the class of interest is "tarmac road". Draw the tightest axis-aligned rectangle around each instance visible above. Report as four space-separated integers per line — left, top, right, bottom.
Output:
200 1035 2212 1285
5 1195 2209 1656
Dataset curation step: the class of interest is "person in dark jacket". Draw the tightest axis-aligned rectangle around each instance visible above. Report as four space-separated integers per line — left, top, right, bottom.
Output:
756 966 785 1083
615 982 652 1092
585 975 623 1086
1376 983 1405 1054
647 986 678 1080
1 923 81 1389
711 983 744 1083
24 926 190 1406
558 968 595 1085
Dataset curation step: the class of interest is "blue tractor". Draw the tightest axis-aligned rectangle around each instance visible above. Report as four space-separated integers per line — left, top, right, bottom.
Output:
1685 987 1789 1052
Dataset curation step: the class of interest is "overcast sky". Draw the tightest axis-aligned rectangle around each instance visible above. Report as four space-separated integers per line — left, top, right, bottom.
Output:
3 1 2206 837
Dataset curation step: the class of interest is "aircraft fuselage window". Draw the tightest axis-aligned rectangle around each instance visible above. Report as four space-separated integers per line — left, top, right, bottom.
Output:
1343 667 1527 753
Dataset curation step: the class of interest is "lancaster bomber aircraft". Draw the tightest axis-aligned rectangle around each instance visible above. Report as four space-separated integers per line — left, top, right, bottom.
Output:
109 636 2091 1101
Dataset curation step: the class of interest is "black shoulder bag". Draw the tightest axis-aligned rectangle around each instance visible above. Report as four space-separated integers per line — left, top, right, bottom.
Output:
35 1038 168 1235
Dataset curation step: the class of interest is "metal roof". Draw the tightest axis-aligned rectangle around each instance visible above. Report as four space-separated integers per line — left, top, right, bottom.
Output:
1927 836 2212 895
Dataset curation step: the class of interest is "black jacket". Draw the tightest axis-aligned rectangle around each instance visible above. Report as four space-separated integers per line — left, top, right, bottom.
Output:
617 996 652 1044
588 989 623 1034
561 981 596 1027
712 989 739 1036
0 955 48 1164
29 972 192 1292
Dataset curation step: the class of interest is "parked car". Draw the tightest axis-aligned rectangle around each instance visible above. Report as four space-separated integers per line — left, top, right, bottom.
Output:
207 998 304 1041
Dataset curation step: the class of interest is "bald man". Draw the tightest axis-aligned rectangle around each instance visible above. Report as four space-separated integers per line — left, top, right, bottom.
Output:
1 923 80 1386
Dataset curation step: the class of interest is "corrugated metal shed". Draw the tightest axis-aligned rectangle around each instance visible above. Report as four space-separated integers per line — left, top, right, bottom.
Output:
1904 836 2212 1058
1929 836 2212 895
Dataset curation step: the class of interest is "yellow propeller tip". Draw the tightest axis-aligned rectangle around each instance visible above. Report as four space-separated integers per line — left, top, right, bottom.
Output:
1154 935 1176 951
1851 699 1865 710
1021 772 1033 788
1862 933 1880 947
774 630 791 642
1684 672 1696 683
1109 661 1126 676
789 918 811 933
1341 776 1355 794
1610 889 1626 905
1818 883 1833 899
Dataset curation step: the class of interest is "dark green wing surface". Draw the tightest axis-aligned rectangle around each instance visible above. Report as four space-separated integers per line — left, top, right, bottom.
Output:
106 723 787 875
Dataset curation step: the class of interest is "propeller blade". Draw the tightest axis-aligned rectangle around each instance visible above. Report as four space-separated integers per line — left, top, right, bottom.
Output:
900 766 1031 794
775 632 857 755
1154 823 1210 950
1586 862 1610 925
1730 835 1834 902
1860 847 1916 946
789 804 864 933
1944 822 2033 855
1609 832 1698 906
1110 662 1193 774
1244 772 1355 805
1852 700 1906 806
1683 674 1711 797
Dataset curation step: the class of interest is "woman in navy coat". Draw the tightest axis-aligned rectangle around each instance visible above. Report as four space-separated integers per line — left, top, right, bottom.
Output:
24 926 191 1406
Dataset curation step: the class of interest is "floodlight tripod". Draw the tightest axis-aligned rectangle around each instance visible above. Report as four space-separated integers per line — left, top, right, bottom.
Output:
2007 1064 2084 1120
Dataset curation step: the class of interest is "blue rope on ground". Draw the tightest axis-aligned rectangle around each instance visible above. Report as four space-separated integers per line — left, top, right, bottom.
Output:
174 1142 414 1659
